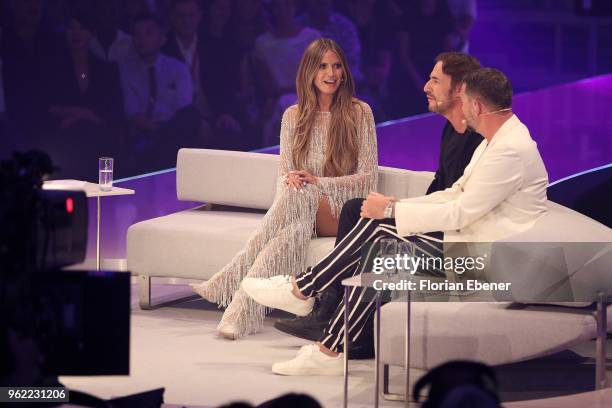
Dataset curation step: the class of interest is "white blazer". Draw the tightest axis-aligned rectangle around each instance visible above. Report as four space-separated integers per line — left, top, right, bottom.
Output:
395 115 549 242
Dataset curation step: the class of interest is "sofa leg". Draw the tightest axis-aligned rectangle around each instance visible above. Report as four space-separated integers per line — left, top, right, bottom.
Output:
595 293 608 390
138 274 200 310
139 275 153 310
381 364 407 401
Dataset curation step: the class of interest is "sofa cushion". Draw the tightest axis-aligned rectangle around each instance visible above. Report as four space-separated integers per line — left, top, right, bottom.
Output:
127 206 336 280
378 301 612 369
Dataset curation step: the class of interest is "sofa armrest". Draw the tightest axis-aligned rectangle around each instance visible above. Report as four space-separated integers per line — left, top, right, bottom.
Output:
176 149 279 209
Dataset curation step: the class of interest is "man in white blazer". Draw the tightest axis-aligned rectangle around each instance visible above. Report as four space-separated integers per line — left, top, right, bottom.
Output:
243 68 549 376
390 67 549 242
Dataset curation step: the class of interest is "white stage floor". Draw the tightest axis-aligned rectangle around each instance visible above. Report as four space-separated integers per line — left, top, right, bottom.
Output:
59 281 611 407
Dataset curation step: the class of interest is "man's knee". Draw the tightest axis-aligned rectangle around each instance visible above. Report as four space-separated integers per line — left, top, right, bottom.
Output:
340 198 364 225
336 198 365 245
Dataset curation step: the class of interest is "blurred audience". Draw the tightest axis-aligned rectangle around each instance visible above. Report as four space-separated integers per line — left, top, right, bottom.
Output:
89 0 134 62
229 0 269 145
388 0 460 117
220 392 322 408
119 13 202 172
0 0 61 139
413 360 500 408
447 0 477 52
252 0 320 145
163 0 210 117
119 0 152 34
0 0 478 174
343 0 393 121
43 11 124 180
298 0 362 82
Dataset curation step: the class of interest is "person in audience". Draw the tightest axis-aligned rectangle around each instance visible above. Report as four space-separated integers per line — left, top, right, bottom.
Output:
243 67 549 375
119 0 152 34
273 52 484 355
299 0 362 83
163 0 254 150
0 36 9 159
230 0 269 54
388 0 458 118
89 0 134 62
344 0 393 121
190 38 378 340
163 0 208 116
43 11 124 180
119 13 202 173
252 0 321 145
413 361 500 408
447 0 477 52
228 0 270 148
0 54 5 123
0 0 61 141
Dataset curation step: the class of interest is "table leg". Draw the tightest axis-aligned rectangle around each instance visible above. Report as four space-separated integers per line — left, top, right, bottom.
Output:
375 291 381 408
96 195 101 271
405 290 411 407
596 292 608 390
343 286 349 408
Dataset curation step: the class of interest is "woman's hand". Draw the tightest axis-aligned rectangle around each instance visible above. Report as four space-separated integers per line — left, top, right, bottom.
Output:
295 170 318 185
285 171 306 191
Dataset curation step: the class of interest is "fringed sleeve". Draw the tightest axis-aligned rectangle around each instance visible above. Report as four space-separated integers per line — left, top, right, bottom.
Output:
317 101 379 217
275 105 297 195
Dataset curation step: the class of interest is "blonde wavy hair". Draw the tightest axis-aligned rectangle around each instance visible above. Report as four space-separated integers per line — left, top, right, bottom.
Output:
292 38 362 177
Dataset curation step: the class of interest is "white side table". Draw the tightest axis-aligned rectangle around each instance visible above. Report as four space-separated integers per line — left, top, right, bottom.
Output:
43 179 135 270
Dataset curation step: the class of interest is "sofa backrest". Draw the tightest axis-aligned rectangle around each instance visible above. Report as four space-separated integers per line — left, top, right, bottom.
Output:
176 149 434 209
490 201 612 303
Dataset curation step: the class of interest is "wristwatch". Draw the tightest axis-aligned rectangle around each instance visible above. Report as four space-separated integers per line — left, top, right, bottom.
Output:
383 201 394 219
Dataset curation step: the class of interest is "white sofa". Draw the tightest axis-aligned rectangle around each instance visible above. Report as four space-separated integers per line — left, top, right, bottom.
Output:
378 201 612 367
127 148 434 309
127 148 612 391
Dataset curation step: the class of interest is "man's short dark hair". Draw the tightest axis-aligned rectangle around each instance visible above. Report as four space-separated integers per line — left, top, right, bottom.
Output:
463 67 513 110
434 52 481 91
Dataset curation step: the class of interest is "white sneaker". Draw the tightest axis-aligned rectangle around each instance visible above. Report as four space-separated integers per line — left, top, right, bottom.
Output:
242 275 314 316
272 344 343 376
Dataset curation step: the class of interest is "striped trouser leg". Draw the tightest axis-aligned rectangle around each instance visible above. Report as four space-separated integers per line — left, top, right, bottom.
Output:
319 223 422 352
294 217 398 298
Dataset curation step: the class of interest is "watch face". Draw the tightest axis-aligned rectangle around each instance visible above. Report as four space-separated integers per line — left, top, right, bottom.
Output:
384 203 392 218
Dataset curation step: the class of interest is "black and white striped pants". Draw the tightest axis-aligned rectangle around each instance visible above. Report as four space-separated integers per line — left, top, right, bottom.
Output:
295 199 441 352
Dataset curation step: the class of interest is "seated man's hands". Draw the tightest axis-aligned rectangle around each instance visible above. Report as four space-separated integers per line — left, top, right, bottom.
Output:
360 192 396 219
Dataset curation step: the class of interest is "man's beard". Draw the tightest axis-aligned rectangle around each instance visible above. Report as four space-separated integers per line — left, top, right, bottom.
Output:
428 96 452 114
465 116 477 132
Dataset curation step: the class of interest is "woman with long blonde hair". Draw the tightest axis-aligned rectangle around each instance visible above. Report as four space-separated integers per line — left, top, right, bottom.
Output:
190 38 378 339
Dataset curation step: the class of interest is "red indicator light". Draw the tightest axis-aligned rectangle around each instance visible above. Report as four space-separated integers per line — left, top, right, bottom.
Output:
65 197 74 214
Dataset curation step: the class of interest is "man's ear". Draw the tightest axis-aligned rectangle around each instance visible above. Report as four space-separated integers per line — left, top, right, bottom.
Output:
452 84 462 98
473 98 483 116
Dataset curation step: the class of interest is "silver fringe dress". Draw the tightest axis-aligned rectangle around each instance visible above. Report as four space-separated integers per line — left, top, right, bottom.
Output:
211 101 378 337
